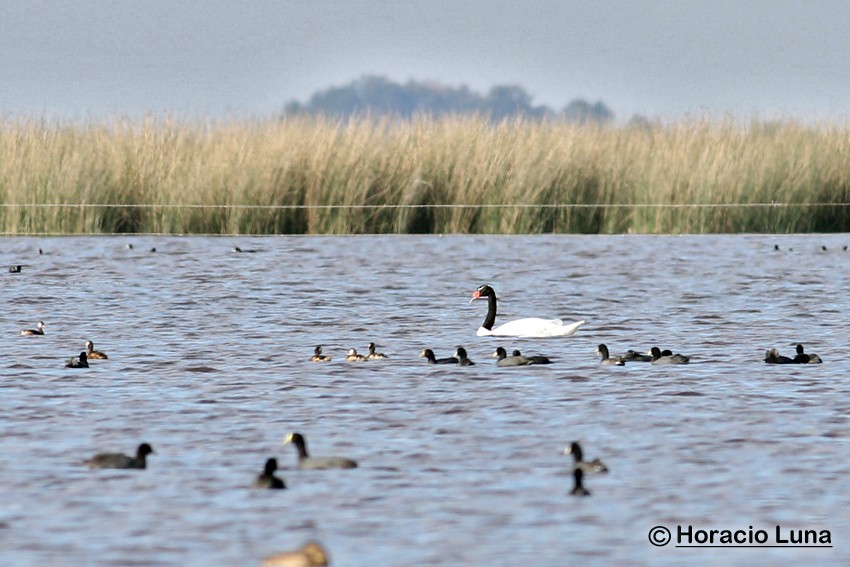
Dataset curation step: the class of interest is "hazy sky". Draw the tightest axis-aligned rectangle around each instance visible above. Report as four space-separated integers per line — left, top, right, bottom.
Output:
3 1 850 122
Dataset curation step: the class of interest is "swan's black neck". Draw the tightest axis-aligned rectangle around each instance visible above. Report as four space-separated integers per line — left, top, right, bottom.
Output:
482 293 497 330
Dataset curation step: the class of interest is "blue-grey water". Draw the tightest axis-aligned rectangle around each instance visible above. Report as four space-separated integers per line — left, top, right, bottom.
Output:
1 234 848 567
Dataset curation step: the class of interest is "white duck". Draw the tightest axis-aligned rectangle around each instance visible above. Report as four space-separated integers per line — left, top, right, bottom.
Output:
470 285 585 338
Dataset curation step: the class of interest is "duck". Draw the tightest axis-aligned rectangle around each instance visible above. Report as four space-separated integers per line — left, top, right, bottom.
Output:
470 285 585 338
345 348 368 362
649 346 689 365
262 542 330 567
491 346 531 367
764 348 795 364
563 441 609 474
65 352 89 368
419 348 458 365
453 346 475 366
9 265 21 273
282 432 358 470
621 349 652 362
570 468 591 497
85 340 108 360
794 344 823 364
309 346 331 362
252 458 286 489
84 443 154 469
21 321 45 336
511 349 552 365
595 344 625 366
366 342 388 360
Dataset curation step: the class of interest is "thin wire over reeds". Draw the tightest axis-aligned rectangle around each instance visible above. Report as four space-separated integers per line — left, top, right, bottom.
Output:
1 115 849 234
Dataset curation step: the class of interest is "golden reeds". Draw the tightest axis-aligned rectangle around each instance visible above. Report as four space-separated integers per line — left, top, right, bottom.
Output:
1 115 849 234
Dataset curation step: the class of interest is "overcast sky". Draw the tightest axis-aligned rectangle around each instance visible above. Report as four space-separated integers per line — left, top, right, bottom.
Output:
2 1 850 122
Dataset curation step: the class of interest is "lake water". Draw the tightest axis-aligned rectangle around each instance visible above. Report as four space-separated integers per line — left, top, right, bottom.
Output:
1 234 849 567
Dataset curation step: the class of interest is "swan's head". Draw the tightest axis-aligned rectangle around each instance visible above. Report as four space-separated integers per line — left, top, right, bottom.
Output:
470 284 494 304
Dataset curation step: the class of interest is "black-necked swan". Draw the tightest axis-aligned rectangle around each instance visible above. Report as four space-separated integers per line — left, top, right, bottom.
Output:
470 285 585 338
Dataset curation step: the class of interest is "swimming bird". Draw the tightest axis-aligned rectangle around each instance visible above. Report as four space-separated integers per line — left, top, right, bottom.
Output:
454 346 475 366
345 348 368 362
21 321 45 336
309 346 332 362
366 342 388 360
491 346 531 367
282 432 358 470
9 265 21 273
85 340 108 360
262 542 330 567
84 443 154 469
419 348 458 365
570 468 591 497
511 349 552 364
621 349 652 362
764 348 795 364
470 284 585 338
65 352 89 368
794 344 823 364
252 458 286 489
564 441 609 474
595 344 625 366
649 346 689 365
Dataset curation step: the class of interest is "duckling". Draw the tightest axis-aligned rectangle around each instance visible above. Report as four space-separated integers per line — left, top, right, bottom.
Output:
21 321 45 336
252 458 286 489
84 443 154 469
345 348 368 362
85 340 108 360
366 342 388 360
454 346 475 366
794 344 823 364
491 346 531 367
262 542 330 567
65 352 89 368
595 344 625 366
649 346 689 365
282 432 358 470
564 441 609 474
764 348 795 364
419 348 458 364
511 349 552 365
309 346 332 362
570 468 591 497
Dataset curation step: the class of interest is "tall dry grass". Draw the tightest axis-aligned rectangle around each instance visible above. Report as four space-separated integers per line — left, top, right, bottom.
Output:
1 115 849 234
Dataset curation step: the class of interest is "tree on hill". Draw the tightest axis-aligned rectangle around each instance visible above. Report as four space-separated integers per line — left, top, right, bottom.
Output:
283 75 613 123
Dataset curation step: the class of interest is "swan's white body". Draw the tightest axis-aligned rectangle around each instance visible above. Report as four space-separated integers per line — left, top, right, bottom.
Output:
471 285 585 338
477 318 585 337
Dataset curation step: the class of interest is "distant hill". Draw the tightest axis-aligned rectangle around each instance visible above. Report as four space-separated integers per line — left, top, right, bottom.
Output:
283 75 614 123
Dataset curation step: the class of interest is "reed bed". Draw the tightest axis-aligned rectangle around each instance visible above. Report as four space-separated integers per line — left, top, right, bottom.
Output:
1 115 850 234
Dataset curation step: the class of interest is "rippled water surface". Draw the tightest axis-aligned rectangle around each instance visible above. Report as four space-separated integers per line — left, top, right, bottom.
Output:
2 234 849 566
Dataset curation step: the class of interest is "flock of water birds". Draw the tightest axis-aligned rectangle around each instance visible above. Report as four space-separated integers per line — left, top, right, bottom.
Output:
12 260 824 565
